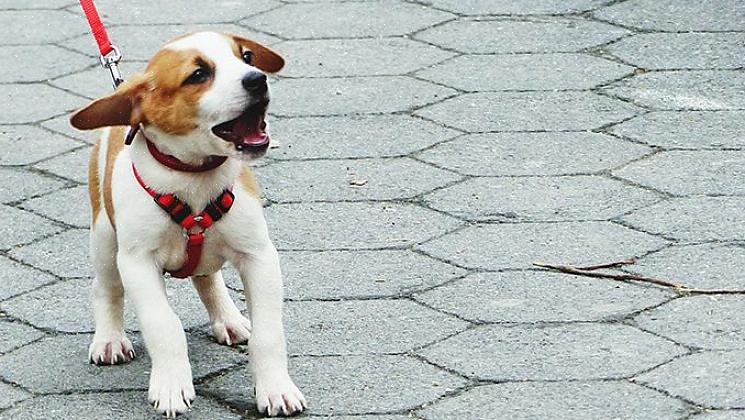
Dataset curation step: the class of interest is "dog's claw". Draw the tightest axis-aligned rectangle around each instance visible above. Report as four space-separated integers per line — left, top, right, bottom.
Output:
148 365 194 418
89 334 135 366
211 314 251 346
255 376 306 417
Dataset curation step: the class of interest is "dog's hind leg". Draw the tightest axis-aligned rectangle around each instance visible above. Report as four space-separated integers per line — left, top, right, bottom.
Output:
88 215 135 365
192 271 251 345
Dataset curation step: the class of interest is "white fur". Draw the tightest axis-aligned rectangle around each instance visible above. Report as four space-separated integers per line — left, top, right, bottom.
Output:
88 32 304 418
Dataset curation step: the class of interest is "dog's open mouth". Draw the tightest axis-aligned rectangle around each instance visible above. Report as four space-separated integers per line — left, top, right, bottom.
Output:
211 101 269 152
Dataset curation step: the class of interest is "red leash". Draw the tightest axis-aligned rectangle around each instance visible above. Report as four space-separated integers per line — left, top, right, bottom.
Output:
78 0 123 88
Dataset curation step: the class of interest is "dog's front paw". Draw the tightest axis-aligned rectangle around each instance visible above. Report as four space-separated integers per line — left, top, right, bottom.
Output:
211 314 252 346
148 365 195 418
255 375 306 417
89 333 135 365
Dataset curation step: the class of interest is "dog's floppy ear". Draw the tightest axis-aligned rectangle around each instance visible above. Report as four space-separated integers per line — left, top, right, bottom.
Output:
70 74 151 130
231 35 285 73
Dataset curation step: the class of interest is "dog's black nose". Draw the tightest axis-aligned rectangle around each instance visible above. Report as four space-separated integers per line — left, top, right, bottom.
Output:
242 72 267 91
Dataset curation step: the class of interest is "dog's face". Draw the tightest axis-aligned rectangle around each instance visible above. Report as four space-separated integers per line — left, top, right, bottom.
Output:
70 32 284 159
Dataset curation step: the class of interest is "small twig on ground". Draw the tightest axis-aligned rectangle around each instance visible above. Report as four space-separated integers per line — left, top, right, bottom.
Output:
573 258 637 271
533 261 745 295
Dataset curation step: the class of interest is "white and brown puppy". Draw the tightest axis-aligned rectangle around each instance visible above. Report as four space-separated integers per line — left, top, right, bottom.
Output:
70 32 305 417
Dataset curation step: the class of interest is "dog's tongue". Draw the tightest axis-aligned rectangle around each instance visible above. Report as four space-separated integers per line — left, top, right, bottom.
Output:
233 113 267 145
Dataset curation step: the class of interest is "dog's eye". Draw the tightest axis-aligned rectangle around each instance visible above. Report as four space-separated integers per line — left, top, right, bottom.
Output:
242 50 253 65
184 67 211 85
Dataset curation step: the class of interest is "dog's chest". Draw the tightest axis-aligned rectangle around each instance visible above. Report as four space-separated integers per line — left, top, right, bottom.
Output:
157 226 227 276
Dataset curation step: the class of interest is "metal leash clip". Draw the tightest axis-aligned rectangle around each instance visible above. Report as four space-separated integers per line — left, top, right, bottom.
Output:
99 45 123 89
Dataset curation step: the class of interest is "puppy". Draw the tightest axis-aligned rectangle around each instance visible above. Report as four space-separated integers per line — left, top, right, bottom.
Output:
70 32 305 417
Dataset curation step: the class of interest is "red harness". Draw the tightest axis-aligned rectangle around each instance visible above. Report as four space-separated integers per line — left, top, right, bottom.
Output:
132 140 234 278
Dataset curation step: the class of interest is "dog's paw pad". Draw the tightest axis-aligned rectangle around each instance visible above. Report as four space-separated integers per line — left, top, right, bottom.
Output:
256 378 306 417
89 334 135 365
211 315 251 346
148 370 195 418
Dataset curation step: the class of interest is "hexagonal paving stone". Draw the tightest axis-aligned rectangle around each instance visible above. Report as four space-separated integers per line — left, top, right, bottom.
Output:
0 168 67 204
420 324 685 381
416 221 667 270
594 0 745 31
415 91 640 132
606 71 745 111
1 277 245 333
225 250 466 299
611 111 745 149
50 65 125 100
0 0 74 8
635 351 745 409
9 229 91 278
415 271 672 323
615 150 745 196
241 1 454 39
0 10 85 45
0 205 63 250
65 23 279 61
421 0 609 15
21 185 89 227
34 146 91 183
416 18 628 54
0 392 241 420
0 382 30 411
258 158 462 202
0 321 44 354
276 38 454 78
67 0 279 25
418 381 688 420
0 125 82 166
269 115 459 160
40 114 92 144
284 299 468 355
0 84 84 124
0 256 57 301
202 354 467 415
608 33 745 70
636 296 745 351
621 197 745 242
0 333 245 393
423 176 660 222
416 54 632 92
631 243 745 290
0 45 91 83
271 76 456 117
418 132 650 176
266 202 462 250
303 417 409 420
692 411 745 419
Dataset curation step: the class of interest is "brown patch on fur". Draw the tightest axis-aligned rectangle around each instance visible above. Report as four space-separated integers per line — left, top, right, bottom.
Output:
88 140 101 225
229 35 285 73
104 127 127 228
71 48 214 137
141 49 215 135
239 165 262 199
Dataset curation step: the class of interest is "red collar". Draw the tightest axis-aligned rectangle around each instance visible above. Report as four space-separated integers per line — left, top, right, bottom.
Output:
146 140 227 172
132 126 227 172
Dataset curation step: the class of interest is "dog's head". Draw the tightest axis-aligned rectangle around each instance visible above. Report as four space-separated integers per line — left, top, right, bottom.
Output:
70 32 284 159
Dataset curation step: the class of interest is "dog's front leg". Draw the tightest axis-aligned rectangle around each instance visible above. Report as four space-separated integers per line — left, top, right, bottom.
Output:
237 245 306 416
117 251 195 418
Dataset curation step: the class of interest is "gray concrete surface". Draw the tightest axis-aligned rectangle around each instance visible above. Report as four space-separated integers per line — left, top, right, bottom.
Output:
1 0 745 419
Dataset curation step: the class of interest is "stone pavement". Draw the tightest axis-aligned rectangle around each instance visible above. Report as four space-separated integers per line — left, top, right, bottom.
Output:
1 0 745 419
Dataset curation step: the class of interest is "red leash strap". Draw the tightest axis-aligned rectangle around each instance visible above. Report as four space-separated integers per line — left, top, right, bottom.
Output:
78 0 124 88
78 0 112 56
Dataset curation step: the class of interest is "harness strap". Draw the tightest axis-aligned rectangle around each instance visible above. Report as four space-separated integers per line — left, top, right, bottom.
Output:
131 163 234 278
